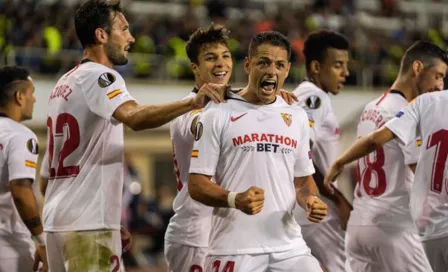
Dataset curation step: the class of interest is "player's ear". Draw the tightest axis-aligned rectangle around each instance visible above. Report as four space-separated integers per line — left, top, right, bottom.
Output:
244 57 250 74
94 27 108 45
412 60 424 76
190 62 199 76
310 60 320 75
14 90 25 107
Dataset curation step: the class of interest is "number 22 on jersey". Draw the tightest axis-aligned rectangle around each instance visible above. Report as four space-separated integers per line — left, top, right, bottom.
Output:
47 113 81 179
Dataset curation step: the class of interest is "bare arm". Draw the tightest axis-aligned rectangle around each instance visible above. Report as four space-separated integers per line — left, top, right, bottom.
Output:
40 178 48 197
189 174 265 215
294 175 320 210
113 83 226 131
325 127 395 191
188 174 230 207
336 127 395 167
9 179 43 236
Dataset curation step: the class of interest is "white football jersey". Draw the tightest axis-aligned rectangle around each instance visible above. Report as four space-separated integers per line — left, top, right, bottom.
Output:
0 115 39 235
351 90 419 229
189 93 314 255
385 91 448 240
42 60 135 232
165 90 212 248
293 81 339 225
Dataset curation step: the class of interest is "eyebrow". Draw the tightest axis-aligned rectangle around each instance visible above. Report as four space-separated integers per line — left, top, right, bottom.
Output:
204 50 231 56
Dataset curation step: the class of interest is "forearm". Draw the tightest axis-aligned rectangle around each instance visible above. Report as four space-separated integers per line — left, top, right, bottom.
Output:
295 176 320 210
189 174 230 207
312 167 346 205
129 100 195 130
10 181 43 236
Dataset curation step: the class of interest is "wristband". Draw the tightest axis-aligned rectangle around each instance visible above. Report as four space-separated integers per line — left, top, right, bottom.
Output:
227 192 237 208
32 233 45 247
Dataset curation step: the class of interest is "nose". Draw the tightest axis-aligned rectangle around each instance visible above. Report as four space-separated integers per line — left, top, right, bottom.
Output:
267 63 275 76
343 65 350 77
129 33 135 44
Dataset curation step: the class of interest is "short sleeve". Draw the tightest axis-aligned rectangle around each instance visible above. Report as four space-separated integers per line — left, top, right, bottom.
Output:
82 69 135 122
400 137 421 165
295 93 330 142
294 110 316 177
189 108 223 176
385 100 420 145
7 131 39 182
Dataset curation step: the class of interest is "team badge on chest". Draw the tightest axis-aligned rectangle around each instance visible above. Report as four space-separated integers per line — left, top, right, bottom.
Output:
281 113 292 127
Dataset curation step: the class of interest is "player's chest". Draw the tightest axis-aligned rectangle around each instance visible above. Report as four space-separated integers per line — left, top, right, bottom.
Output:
223 109 301 154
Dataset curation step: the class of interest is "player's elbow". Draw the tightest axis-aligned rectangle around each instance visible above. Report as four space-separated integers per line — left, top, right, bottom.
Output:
366 131 384 150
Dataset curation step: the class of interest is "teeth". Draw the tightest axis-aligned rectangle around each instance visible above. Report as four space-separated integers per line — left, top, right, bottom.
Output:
214 72 226 76
265 80 276 84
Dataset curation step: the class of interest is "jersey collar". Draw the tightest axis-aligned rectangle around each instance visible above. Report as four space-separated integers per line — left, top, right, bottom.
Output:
0 112 10 118
389 89 406 100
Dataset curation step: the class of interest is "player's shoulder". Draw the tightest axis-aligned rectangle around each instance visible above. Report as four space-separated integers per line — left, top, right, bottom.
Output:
293 81 330 110
366 92 406 115
417 91 448 104
0 119 38 152
74 62 124 87
275 96 309 120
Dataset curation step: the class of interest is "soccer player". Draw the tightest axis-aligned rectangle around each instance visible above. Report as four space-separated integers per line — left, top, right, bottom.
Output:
39 1 226 271
0 66 47 271
188 31 327 271
164 24 233 272
292 30 351 271
324 48 448 272
345 41 446 272
165 24 299 272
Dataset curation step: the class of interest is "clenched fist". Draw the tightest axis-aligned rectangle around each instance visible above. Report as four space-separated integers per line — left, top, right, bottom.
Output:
235 186 265 215
306 195 328 223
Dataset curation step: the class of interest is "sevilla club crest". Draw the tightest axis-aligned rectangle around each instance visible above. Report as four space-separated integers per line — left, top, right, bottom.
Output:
281 113 292 127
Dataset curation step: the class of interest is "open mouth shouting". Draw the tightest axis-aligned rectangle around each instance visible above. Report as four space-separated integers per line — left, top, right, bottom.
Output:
260 79 277 95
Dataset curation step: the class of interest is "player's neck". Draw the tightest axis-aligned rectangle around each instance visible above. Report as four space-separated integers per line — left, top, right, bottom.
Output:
239 87 274 105
304 76 326 93
390 75 415 102
82 48 114 69
0 107 21 122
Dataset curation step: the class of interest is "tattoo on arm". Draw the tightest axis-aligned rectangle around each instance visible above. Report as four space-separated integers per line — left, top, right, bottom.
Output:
23 217 42 229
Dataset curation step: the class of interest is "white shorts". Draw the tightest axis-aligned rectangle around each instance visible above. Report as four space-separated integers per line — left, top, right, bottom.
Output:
422 236 448 272
301 218 346 272
164 239 208 272
45 229 122 272
0 232 35 272
345 225 431 272
205 247 322 272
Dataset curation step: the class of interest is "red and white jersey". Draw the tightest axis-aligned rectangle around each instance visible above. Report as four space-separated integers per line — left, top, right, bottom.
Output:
351 90 419 229
165 90 212 248
293 81 340 225
385 91 448 240
190 93 314 255
42 61 135 232
0 116 39 235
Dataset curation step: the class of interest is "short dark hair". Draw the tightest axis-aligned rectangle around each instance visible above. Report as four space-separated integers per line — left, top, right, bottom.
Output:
0 66 30 107
75 0 123 48
186 24 230 64
249 31 291 60
401 41 448 72
303 30 349 71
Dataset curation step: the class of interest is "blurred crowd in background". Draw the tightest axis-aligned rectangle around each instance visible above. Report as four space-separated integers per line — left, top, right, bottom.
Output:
2 0 448 271
1 0 448 88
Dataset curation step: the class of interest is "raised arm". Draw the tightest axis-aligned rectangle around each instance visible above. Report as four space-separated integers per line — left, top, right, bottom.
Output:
324 126 395 192
113 83 227 131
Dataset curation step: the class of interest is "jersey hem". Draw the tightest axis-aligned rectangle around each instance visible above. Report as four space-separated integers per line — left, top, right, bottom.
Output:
419 232 448 241
43 224 121 232
164 237 209 248
209 241 306 255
